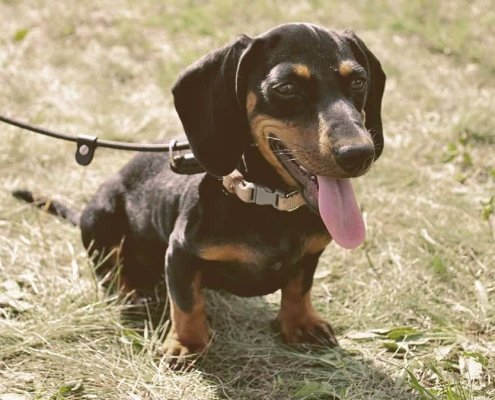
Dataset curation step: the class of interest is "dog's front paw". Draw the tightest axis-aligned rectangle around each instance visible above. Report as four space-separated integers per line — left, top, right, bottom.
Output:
275 312 339 347
160 328 209 368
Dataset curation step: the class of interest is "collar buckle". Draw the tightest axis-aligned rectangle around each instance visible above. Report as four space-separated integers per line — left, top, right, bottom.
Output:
250 184 278 207
223 171 306 212
250 184 302 211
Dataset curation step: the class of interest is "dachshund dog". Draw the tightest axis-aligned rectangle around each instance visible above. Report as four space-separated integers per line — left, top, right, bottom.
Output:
14 23 385 363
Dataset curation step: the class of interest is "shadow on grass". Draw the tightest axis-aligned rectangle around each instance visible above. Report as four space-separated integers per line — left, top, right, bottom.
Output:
123 290 422 400
200 292 421 400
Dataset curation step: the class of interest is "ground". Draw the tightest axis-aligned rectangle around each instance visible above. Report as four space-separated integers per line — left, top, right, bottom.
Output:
0 0 494 399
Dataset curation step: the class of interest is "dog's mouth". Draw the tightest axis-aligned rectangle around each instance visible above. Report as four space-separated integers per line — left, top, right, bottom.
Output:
268 137 319 208
269 136 365 249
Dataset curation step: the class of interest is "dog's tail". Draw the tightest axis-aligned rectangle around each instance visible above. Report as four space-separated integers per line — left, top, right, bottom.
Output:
12 189 81 227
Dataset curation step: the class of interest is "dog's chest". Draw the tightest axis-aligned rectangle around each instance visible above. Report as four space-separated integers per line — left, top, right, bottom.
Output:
196 231 330 296
198 231 330 269
191 192 331 292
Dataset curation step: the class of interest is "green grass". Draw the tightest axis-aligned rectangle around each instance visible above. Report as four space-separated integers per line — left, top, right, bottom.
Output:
1 0 494 399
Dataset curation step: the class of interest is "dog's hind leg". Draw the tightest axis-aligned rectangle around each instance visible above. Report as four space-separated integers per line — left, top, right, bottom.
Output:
79 182 129 290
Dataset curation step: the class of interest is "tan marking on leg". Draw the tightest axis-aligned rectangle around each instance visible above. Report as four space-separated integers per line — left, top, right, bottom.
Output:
338 60 357 77
293 64 311 79
164 271 210 358
246 91 257 115
198 244 256 263
276 271 338 346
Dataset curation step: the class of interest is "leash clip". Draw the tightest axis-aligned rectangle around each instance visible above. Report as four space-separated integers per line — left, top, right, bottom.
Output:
169 139 204 174
75 135 97 166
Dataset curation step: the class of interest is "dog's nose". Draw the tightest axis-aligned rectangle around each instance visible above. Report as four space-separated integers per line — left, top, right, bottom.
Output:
334 144 375 175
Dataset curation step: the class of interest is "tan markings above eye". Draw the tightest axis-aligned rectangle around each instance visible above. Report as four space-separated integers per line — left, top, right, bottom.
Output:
338 60 355 77
293 64 311 79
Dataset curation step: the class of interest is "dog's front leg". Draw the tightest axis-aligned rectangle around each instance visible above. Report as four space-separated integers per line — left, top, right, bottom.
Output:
275 252 338 347
163 246 210 364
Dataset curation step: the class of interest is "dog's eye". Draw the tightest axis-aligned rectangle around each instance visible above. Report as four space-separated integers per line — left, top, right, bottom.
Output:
273 82 296 97
350 78 366 91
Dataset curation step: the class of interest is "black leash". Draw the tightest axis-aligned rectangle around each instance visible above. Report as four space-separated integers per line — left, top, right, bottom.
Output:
0 113 203 173
1 113 306 211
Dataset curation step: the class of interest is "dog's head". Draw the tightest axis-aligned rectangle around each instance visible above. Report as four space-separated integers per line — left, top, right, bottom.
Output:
173 23 386 248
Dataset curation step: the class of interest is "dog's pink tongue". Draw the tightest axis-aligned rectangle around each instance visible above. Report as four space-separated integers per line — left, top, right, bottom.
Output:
317 176 365 249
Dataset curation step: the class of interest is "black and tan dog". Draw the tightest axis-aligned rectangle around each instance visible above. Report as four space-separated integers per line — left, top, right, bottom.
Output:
14 23 385 361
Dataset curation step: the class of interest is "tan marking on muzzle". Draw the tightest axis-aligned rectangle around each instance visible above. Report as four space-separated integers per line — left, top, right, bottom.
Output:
248 115 301 187
318 114 333 156
249 114 345 182
246 91 257 115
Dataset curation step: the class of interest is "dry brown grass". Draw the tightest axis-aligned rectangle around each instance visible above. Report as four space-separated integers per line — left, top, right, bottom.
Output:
1 0 494 399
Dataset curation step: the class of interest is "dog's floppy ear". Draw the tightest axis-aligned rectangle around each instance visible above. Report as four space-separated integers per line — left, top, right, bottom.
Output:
172 35 255 177
343 31 386 160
